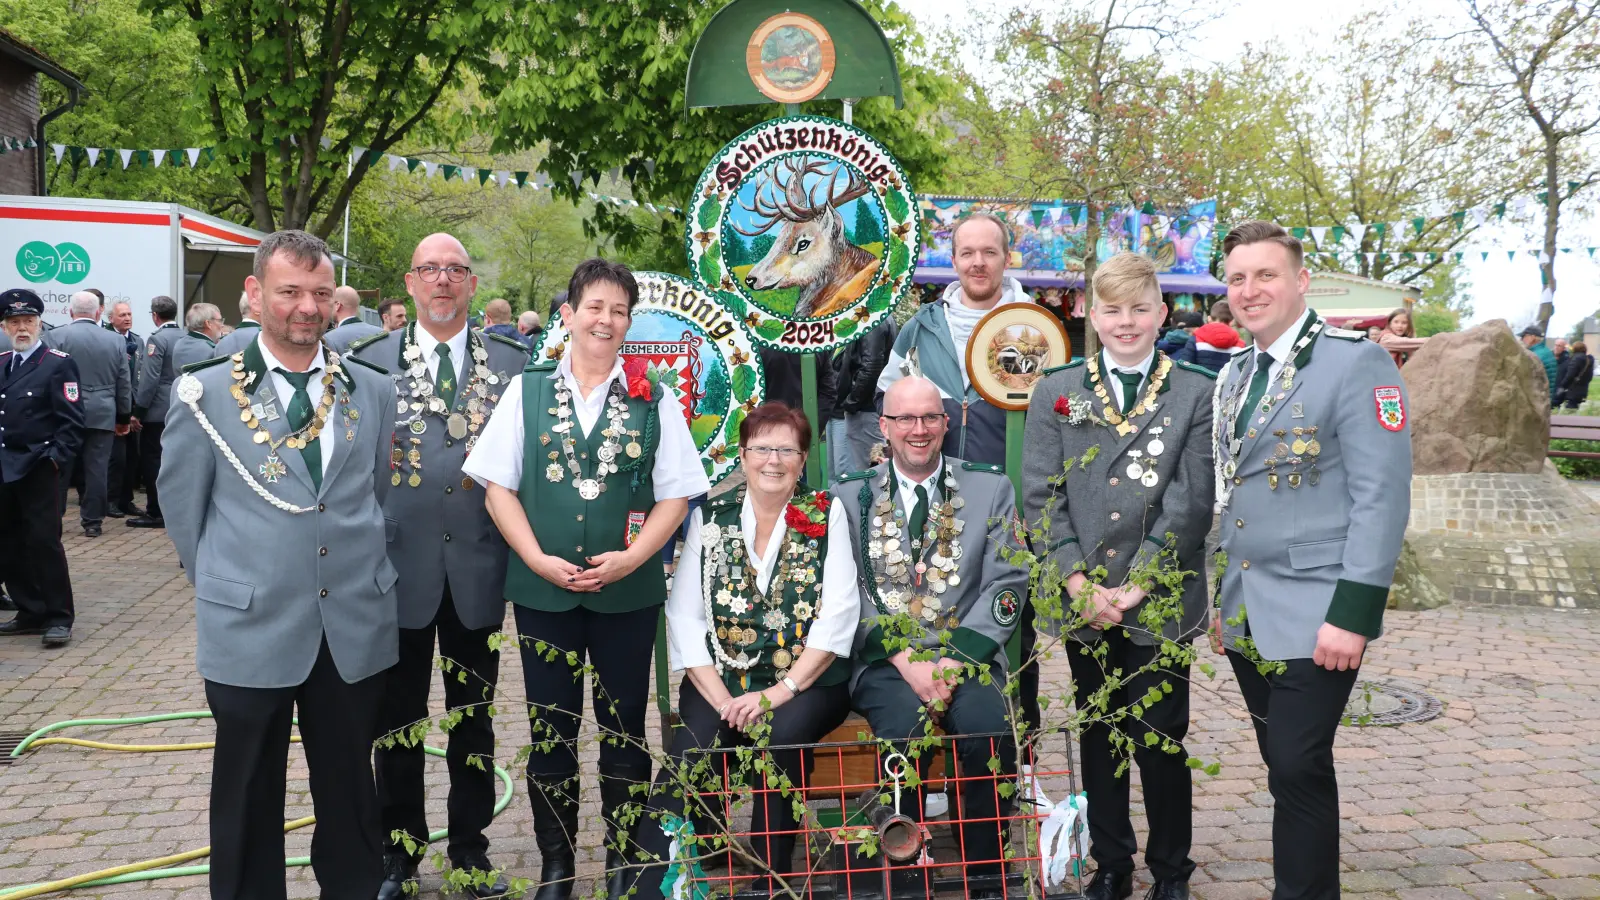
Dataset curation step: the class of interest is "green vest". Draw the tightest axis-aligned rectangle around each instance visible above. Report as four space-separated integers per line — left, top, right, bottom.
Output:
701 490 851 695
505 364 665 613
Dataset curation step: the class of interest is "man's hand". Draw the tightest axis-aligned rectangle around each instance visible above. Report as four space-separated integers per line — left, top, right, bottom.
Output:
1107 584 1147 612
1312 622 1367 671
1081 586 1125 631
128 417 142 433
582 550 642 590
1208 610 1225 656
893 654 953 707
114 423 131 437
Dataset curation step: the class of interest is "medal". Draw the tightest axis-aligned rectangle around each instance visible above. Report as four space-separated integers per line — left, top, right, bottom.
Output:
1288 473 1302 489
408 473 422 488
1292 439 1308 455
1141 470 1159 488
462 477 475 491
1147 439 1164 457
1126 462 1144 479
772 648 793 670
448 413 469 440
410 419 427 435
391 472 402 487
545 463 563 482
578 478 601 500
598 444 616 463
626 441 642 458
259 454 287 484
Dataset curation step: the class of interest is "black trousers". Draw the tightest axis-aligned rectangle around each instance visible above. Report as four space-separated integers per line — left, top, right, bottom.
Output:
513 603 658 779
853 663 1016 872
375 588 501 863
139 422 164 518
60 428 113 526
1227 651 1359 900
632 678 852 900
205 640 386 900
1067 630 1195 882
1016 600 1041 735
0 462 75 629
109 429 141 507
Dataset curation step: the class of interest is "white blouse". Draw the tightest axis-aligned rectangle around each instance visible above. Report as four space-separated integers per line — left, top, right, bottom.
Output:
462 355 711 502
667 495 862 672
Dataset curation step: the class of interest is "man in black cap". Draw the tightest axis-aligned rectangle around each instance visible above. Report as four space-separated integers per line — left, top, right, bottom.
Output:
1520 325 1560 407
0 288 86 647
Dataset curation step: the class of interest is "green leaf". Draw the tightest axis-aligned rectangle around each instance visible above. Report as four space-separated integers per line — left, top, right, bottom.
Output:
833 317 859 339
754 317 786 342
698 243 722 286
725 406 746 442
731 364 757 402
717 291 747 318
887 239 911 279
1143 731 1160 747
885 189 910 223
866 284 893 313
698 193 722 232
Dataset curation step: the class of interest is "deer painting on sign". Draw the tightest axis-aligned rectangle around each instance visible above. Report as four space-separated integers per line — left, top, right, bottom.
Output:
734 156 882 319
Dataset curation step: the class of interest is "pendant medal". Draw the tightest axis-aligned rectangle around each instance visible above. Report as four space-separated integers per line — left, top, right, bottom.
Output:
259 454 288 484
1126 462 1144 479
1141 470 1159 488
578 478 601 500
410 419 427 435
626 441 642 459
598 444 617 463
448 414 469 440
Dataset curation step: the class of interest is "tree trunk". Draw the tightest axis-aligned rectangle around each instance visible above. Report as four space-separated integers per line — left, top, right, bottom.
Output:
1538 141 1559 332
1083 201 1100 358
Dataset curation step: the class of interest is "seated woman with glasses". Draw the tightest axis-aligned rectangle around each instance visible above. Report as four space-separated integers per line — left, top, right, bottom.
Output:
626 401 861 898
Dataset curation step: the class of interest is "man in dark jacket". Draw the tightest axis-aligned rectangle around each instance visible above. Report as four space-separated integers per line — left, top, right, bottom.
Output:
1521 325 1560 406
827 318 897 475
1556 341 1593 410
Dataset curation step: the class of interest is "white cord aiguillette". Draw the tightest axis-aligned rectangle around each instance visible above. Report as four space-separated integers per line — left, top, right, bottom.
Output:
176 373 314 515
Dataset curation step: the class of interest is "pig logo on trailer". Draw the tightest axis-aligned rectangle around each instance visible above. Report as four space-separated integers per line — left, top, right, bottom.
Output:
14 241 90 286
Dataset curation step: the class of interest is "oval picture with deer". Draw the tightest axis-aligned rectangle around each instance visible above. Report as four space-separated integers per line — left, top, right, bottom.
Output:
687 116 920 353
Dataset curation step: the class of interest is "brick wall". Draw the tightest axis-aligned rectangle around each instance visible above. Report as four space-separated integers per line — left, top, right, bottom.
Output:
0 56 41 196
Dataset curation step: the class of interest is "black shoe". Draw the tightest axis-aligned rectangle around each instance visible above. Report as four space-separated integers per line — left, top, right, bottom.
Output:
454 852 511 899
84 524 102 538
0 594 14 612
375 851 418 900
112 503 144 518
105 507 125 519
1145 880 1190 900
42 625 71 647
126 516 165 528
529 777 579 900
0 618 45 636
1084 869 1134 900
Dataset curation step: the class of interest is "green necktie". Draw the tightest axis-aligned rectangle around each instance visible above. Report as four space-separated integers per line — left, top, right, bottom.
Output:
1115 369 1143 416
435 343 457 409
908 484 929 545
275 368 322 492
1234 350 1275 441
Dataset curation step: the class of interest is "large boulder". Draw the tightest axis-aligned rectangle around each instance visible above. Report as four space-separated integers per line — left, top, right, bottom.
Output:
1405 320 1549 475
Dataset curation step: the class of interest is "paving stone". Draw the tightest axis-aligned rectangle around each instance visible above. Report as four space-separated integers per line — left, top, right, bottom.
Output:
1532 878 1600 899
1403 865 1484 887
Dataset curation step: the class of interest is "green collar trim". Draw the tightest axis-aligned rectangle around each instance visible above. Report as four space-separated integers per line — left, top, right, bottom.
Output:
187 329 216 346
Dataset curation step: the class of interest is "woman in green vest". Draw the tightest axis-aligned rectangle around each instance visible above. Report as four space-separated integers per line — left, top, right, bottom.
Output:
626 402 860 899
464 258 710 900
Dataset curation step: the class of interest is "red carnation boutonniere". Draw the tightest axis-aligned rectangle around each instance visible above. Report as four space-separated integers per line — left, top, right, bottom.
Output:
621 356 653 400
785 489 830 539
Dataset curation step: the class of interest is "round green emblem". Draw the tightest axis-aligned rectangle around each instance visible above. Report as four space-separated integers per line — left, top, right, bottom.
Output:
16 241 58 283
992 589 1021 627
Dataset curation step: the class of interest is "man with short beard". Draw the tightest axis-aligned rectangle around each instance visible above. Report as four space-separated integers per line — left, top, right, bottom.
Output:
158 229 399 900
378 297 409 332
105 301 144 518
353 233 527 900
0 289 86 647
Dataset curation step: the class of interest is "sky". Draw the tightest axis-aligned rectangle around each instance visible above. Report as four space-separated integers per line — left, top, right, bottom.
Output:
895 0 1600 336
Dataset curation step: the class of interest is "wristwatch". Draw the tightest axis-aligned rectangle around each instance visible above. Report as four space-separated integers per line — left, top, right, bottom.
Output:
781 676 799 696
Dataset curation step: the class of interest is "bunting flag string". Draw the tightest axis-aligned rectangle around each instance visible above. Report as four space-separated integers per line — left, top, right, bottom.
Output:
1310 247 1600 266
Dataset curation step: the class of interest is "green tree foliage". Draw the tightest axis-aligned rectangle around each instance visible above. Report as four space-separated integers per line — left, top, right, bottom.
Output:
852 198 885 247
487 191 599 315
139 0 520 237
488 0 959 262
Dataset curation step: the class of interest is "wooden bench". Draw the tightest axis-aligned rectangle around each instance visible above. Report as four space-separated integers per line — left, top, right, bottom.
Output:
1550 415 1600 460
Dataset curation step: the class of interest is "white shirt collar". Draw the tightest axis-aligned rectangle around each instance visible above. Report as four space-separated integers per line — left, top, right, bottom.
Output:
1102 348 1155 377
12 340 41 364
413 323 469 368
551 354 625 390
257 337 327 376
739 492 790 577
891 459 944 506
1257 307 1313 367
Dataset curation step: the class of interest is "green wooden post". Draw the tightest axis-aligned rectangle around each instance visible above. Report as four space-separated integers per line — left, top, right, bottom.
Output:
801 352 824 487
1004 408 1026 671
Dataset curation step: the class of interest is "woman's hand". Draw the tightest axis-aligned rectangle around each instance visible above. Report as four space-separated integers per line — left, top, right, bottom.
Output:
583 549 643 589
529 552 601 592
721 692 767 730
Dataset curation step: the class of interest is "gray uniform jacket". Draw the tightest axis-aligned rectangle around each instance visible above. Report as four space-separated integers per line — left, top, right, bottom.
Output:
171 331 219 373
325 317 384 354
835 457 1029 689
1213 315 1412 661
45 318 132 430
351 326 529 630
1022 353 1215 646
212 321 261 359
158 337 400 688
134 322 183 422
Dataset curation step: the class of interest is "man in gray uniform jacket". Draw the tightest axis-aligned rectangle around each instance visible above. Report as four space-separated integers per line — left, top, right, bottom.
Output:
1023 253 1215 900
352 232 525 900
212 291 261 359
158 229 399 900
1211 222 1411 900
46 291 132 537
171 303 225 372
325 285 383 353
129 294 182 528
837 375 1028 893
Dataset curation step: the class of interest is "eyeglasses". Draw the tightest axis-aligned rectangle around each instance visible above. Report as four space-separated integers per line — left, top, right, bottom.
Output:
412 264 473 284
882 413 947 429
745 446 803 460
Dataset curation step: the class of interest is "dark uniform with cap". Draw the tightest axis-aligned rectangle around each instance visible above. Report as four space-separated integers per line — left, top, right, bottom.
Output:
0 289 87 646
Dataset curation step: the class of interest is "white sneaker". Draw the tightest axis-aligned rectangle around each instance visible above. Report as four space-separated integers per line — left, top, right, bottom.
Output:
924 792 948 818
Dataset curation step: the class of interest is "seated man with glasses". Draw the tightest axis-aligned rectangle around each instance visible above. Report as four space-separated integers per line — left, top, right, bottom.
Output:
834 375 1029 899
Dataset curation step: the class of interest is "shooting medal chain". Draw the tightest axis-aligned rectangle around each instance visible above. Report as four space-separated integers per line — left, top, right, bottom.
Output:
1213 317 1323 509
230 352 339 485
548 378 629 500
1086 354 1172 437
862 469 965 629
391 323 501 489
700 496 822 686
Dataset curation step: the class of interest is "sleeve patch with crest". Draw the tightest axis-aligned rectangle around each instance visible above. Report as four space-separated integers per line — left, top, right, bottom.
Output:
1374 386 1405 431
64 382 80 402
992 589 1021 627
147 343 157 356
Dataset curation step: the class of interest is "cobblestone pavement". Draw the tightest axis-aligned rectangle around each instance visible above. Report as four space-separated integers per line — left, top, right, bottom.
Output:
1 496 1598 899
